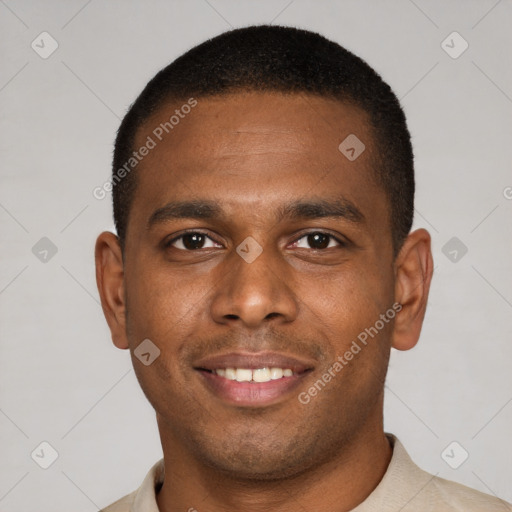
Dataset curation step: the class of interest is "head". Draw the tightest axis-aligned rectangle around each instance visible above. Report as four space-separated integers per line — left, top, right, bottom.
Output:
96 25 432 480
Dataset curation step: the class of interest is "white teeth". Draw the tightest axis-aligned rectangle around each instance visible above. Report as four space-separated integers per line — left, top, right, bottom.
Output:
253 368 271 382
235 368 252 382
213 367 294 383
270 367 283 380
225 368 236 380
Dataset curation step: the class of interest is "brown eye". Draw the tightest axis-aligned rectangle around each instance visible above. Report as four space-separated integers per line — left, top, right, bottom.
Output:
166 232 221 251
308 233 330 249
293 232 343 250
182 233 206 250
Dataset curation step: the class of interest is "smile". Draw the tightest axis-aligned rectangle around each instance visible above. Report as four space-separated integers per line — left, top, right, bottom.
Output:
193 351 314 406
210 367 294 383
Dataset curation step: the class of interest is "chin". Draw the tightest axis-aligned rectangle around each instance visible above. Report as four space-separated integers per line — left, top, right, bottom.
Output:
205 453 309 482
191 429 328 482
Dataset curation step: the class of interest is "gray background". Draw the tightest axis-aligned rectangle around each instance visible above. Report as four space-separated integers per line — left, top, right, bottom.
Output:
1 0 511 510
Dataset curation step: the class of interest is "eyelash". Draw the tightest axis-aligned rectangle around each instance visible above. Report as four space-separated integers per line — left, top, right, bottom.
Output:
163 231 219 250
164 230 346 251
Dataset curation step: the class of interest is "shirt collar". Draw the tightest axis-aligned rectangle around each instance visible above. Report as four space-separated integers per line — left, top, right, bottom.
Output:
129 433 427 512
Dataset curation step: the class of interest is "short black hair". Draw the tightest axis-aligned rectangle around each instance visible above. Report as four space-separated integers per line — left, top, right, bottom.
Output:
112 24 414 255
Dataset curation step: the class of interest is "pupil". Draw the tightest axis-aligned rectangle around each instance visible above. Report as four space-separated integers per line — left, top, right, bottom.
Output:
183 233 204 250
308 232 329 249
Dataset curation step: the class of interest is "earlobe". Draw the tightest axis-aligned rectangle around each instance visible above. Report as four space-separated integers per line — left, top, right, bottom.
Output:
392 228 433 351
94 231 129 350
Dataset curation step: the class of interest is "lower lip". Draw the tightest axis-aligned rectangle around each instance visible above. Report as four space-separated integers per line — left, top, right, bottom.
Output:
197 370 307 407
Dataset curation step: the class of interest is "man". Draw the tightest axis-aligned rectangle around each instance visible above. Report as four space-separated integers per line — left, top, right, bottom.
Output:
95 25 511 511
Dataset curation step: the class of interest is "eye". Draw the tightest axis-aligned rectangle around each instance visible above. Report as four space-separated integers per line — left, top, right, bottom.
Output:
292 232 344 250
165 231 221 251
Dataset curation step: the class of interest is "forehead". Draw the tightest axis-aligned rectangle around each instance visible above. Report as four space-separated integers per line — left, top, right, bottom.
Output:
138 91 373 159
129 92 387 234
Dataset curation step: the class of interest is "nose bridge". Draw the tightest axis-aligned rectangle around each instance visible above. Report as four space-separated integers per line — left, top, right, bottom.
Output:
210 240 298 327
234 244 277 297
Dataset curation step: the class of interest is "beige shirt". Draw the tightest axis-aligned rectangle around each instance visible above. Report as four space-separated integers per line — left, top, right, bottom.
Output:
101 435 512 511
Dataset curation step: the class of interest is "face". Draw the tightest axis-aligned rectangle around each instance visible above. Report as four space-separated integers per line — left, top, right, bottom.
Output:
98 92 426 480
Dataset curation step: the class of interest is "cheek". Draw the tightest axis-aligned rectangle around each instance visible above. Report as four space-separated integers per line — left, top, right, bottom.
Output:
124 264 201 343
306 263 394 348
304 270 393 405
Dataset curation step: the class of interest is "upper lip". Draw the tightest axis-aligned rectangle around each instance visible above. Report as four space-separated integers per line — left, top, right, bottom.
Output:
194 351 314 373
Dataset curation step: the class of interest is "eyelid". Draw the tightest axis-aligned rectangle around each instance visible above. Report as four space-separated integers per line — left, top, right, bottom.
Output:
290 230 347 248
163 229 221 249
163 229 348 251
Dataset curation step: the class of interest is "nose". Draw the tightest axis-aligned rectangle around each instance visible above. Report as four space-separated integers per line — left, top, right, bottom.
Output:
210 244 299 329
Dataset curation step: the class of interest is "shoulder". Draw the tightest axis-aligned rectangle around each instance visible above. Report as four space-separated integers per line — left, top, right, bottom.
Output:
99 489 137 512
99 458 164 512
365 435 512 511
387 436 512 511
423 474 512 511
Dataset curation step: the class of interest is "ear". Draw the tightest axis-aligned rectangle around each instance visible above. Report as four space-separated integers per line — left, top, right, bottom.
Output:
95 231 129 349
392 228 433 351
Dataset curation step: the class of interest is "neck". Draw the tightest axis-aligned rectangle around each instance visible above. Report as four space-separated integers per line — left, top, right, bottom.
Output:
155 418 392 512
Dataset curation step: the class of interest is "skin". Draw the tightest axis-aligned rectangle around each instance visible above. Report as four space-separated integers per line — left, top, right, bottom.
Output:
95 91 433 512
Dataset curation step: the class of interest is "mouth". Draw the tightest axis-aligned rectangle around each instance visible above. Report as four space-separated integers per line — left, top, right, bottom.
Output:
194 352 314 407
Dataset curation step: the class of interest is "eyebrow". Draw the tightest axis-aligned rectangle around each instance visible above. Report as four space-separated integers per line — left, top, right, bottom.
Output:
148 200 222 228
147 197 364 229
279 198 364 223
